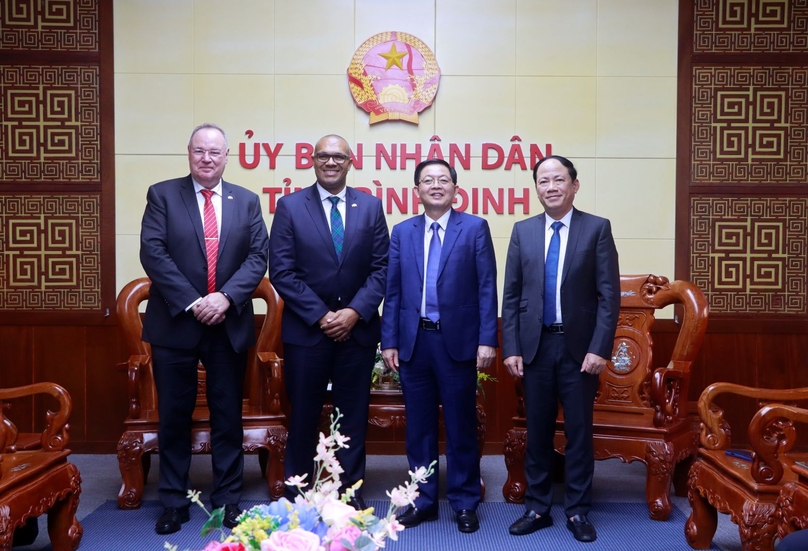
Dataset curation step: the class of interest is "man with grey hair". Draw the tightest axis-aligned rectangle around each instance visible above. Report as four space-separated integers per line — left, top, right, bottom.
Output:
140 123 269 534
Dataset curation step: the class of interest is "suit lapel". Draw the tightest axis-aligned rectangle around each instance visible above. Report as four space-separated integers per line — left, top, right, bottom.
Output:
342 187 359 265
561 208 582 284
438 209 461 279
411 215 425 284
218 180 234 252
303 184 339 264
180 176 206 256
533 213 547 288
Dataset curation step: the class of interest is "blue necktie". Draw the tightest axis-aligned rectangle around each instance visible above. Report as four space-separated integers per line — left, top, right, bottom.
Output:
425 221 441 322
543 221 563 327
328 196 344 259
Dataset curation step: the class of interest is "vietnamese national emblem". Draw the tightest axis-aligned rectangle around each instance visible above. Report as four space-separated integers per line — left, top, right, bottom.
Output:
347 31 441 125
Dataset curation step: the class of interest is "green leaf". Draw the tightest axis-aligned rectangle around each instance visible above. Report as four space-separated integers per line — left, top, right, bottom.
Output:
353 534 377 551
201 507 224 537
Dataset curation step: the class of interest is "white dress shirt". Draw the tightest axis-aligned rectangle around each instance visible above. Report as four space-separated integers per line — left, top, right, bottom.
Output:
192 179 222 239
317 184 347 231
421 210 452 318
544 209 573 325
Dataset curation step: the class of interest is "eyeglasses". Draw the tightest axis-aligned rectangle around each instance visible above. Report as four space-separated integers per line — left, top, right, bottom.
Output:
419 177 454 186
191 148 224 160
314 152 351 164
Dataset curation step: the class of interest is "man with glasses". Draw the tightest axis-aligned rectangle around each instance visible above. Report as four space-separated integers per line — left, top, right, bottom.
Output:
269 134 389 509
140 123 269 534
381 159 498 533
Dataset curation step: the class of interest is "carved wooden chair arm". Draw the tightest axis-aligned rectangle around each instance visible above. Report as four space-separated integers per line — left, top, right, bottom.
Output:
121 354 150 419
697 382 808 451
0 382 72 452
257 351 284 415
748 404 808 485
1 405 19 453
650 365 685 428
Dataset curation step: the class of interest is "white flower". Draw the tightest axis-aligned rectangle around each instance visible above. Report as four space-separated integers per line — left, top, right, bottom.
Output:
409 466 431 484
386 486 417 508
320 498 357 529
260 528 324 551
377 517 404 541
332 431 351 449
285 474 309 489
324 457 344 476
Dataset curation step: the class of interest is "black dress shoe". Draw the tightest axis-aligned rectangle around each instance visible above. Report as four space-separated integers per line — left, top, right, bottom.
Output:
456 509 479 533
396 506 438 527
509 510 553 536
567 514 597 542
155 506 190 535
348 496 367 510
222 504 243 529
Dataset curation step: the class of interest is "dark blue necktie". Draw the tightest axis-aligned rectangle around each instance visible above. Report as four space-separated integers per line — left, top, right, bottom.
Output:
328 196 344 259
425 221 441 322
543 221 563 327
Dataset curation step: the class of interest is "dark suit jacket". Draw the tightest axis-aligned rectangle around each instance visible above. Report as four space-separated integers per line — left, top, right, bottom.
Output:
501 207 620 365
268 184 389 348
381 209 498 363
140 175 269 353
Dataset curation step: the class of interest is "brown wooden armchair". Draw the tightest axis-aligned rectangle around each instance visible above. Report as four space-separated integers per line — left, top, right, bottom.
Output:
686 384 808 551
771 406 808 545
503 274 709 520
116 277 288 509
0 382 82 551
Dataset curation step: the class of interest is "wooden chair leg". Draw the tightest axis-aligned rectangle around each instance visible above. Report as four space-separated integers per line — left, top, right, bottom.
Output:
502 427 526 503
646 441 674 520
673 455 694 497
267 426 287 500
117 433 146 509
47 491 82 551
685 484 717 549
738 501 777 551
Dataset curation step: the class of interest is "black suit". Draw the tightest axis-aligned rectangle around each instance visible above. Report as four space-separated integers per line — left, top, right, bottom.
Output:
268 184 388 496
502 207 620 518
140 175 269 509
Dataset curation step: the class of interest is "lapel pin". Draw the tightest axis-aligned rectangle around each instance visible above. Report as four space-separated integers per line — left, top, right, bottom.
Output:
227 196 234 200
351 203 357 207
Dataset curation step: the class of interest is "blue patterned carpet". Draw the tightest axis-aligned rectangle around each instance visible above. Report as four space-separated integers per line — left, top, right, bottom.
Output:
73 499 718 551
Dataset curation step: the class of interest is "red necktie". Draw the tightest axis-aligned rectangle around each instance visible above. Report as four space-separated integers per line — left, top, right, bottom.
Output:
200 189 218 294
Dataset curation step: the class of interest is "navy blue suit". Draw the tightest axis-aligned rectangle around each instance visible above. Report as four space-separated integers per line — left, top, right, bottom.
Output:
381 209 498 511
140 175 269 509
502 207 620 518
268 184 388 495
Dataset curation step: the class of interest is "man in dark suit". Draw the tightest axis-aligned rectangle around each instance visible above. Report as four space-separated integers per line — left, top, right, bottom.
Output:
140 123 269 534
381 159 498 534
268 134 389 508
502 155 620 543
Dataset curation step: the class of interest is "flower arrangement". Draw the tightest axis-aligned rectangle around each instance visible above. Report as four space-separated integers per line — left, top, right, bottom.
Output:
475 371 497 397
171 410 434 551
370 346 399 390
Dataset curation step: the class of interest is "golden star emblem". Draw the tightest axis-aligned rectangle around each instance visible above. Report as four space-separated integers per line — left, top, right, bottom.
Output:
379 43 407 70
